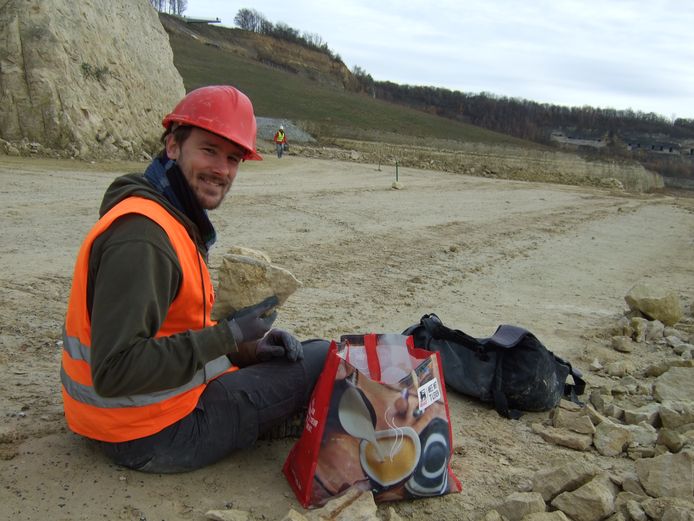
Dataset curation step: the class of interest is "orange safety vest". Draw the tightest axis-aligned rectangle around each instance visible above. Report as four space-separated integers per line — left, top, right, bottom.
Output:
61 196 236 442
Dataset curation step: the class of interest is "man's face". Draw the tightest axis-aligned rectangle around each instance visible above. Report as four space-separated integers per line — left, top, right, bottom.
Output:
165 127 244 210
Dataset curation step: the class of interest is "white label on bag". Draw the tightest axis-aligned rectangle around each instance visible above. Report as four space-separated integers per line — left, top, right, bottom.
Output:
417 378 441 411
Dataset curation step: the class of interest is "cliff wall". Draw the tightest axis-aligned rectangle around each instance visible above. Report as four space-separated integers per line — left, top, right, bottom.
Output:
0 0 185 159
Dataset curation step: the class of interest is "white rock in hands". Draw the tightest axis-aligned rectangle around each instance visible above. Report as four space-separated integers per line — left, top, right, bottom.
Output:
211 246 302 321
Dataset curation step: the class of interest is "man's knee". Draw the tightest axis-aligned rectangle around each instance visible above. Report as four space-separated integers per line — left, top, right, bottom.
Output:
301 339 330 383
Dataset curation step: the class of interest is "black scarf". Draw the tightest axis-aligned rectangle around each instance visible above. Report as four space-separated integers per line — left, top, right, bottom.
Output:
144 155 217 249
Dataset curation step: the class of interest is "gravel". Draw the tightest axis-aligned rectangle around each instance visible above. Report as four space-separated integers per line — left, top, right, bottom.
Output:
256 117 316 143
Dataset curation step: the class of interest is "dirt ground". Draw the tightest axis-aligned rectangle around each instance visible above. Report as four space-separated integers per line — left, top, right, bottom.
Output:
1 153 693 521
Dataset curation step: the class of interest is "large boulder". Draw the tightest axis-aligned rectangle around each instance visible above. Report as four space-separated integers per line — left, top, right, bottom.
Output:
0 0 185 159
531 461 599 502
551 474 618 521
654 367 694 403
496 492 546 521
625 283 683 326
635 451 694 499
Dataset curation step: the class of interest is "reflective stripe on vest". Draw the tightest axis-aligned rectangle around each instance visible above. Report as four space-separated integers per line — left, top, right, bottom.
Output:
61 196 236 442
276 131 285 142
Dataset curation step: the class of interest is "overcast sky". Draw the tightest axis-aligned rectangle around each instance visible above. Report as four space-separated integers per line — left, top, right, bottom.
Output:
183 1 694 120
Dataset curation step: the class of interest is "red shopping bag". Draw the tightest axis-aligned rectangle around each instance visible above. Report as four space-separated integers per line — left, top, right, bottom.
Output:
283 333 461 508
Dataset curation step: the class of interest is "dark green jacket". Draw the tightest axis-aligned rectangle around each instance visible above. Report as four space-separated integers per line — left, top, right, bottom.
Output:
87 173 239 397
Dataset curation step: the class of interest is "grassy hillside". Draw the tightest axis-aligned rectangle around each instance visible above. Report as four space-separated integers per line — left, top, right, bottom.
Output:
164 22 537 148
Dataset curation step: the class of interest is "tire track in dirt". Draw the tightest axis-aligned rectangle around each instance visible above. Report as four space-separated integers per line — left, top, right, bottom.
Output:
270 195 650 339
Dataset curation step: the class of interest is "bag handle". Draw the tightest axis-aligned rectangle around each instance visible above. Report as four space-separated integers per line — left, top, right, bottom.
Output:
363 334 382 381
420 314 485 355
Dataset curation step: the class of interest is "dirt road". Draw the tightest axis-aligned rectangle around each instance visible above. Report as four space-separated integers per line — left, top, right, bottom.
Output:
1 154 692 520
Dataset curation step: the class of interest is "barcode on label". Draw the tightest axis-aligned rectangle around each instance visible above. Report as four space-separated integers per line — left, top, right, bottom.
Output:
417 378 441 411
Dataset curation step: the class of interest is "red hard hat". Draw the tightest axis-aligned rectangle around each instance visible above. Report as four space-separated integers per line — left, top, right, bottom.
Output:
162 85 262 161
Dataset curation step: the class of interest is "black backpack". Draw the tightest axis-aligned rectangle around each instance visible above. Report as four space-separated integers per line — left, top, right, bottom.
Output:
402 314 585 419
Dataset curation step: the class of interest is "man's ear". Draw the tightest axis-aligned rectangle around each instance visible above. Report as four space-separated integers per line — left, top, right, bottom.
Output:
165 133 180 160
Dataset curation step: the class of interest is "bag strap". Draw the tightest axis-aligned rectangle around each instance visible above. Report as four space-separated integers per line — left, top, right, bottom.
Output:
491 352 523 420
487 325 527 418
363 334 382 381
419 314 485 355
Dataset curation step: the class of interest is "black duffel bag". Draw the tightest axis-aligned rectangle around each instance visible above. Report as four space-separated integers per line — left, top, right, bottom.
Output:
402 313 585 419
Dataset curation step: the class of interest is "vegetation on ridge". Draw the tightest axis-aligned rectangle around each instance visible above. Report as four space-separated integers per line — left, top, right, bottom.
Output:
160 14 539 149
160 12 693 179
233 8 342 62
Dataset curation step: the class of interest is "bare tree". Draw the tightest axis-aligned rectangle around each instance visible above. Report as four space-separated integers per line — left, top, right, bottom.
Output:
234 8 253 30
234 8 268 32
174 0 187 15
167 0 183 14
155 0 166 12
149 0 186 14
273 22 299 41
259 18 274 34
302 31 325 48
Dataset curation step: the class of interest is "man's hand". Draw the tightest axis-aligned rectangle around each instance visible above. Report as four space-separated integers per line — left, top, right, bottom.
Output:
256 328 304 362
226 296 278 344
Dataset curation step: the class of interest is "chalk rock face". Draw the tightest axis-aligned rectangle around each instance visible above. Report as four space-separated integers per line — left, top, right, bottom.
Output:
0 0 185 159
211 247 302 321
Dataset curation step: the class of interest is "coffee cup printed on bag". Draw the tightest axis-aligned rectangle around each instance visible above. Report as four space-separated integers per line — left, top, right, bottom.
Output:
359 426 421 488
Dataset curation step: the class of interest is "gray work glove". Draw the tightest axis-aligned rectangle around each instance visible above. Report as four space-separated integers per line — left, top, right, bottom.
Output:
256 328 304 362
226 296 278 344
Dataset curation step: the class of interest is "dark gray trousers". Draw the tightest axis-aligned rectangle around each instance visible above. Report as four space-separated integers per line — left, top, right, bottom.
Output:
99 339 329 473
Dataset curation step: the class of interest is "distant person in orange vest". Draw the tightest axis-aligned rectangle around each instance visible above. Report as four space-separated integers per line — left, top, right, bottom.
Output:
274 125 287 158
60 86 329 472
